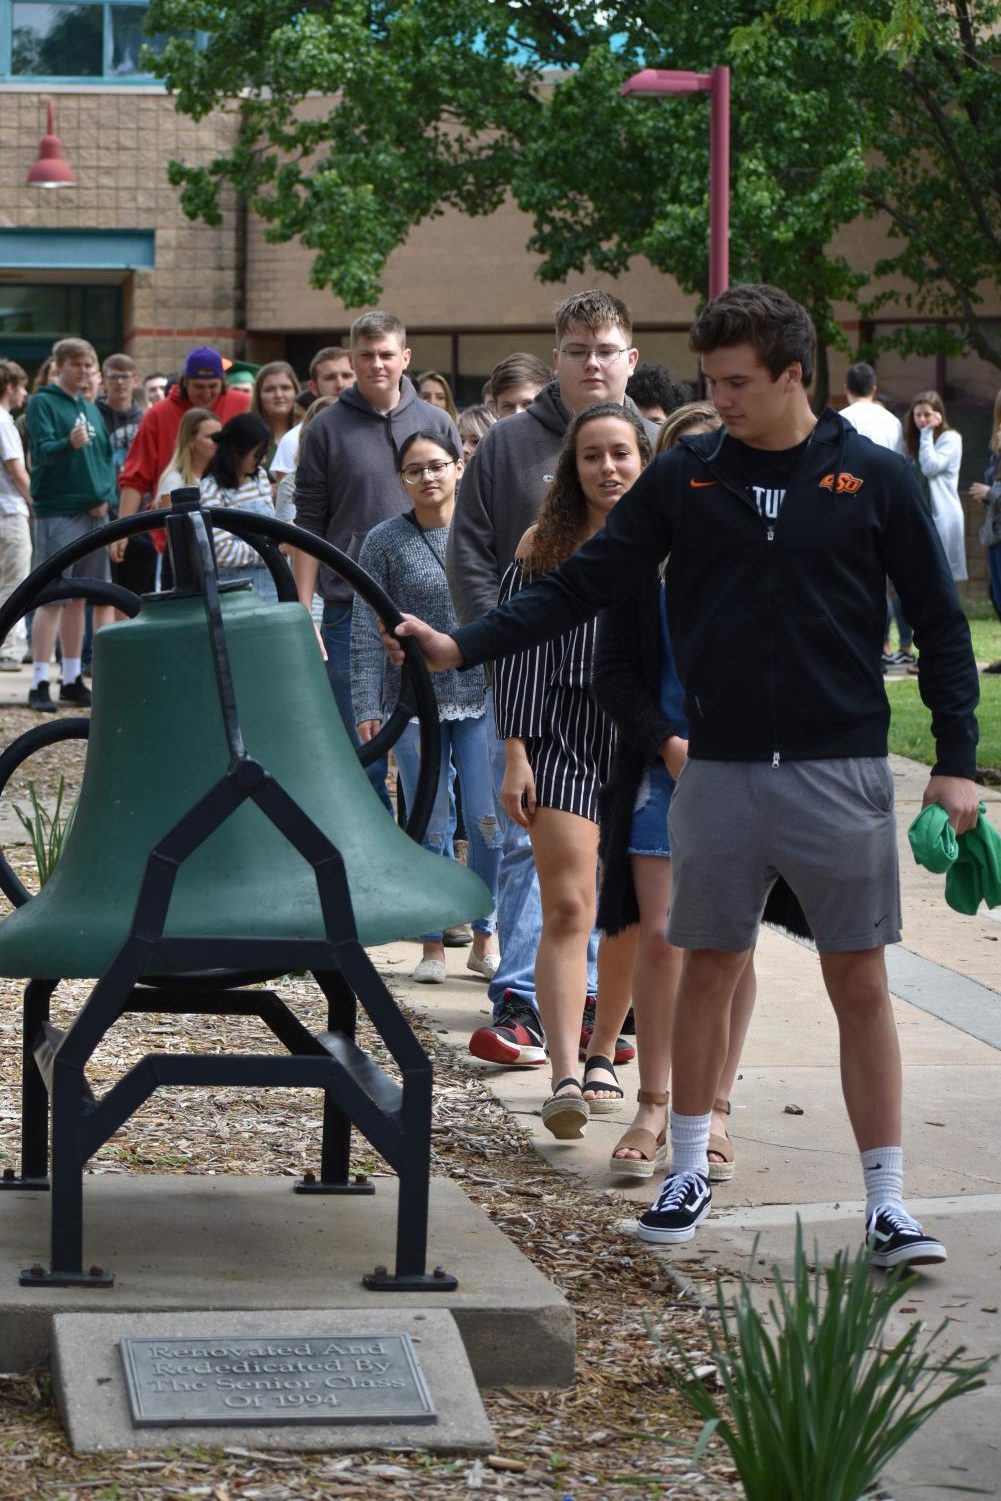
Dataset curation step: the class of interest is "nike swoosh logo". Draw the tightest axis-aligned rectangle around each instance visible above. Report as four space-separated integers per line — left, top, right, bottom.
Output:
689 479 717 488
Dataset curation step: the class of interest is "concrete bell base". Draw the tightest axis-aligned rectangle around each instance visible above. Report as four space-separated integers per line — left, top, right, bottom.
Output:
0 1176 574 1389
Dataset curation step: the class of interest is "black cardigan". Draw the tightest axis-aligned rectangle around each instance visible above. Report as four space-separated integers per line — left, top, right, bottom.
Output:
592 570 811 941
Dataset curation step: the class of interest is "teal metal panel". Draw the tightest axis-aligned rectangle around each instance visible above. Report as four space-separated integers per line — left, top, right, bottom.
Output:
0 228 155 270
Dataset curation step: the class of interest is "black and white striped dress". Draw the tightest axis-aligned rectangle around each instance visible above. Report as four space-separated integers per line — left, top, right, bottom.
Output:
494 556 615 824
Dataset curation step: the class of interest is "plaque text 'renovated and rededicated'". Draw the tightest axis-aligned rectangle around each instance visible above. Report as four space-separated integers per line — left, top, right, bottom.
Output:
120 1334 436 1427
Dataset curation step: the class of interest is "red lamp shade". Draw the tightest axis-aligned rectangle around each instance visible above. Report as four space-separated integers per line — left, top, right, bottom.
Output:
26 101 76 188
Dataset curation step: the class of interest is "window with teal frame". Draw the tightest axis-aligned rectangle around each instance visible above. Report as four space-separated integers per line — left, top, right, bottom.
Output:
1 0 196 83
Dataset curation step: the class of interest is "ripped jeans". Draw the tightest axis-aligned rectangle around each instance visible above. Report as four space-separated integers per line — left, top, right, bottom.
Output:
393 713 501 942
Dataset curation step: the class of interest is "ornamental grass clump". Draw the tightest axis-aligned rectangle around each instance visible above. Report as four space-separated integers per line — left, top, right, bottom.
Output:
13 777 78 887
659 1223 993 1501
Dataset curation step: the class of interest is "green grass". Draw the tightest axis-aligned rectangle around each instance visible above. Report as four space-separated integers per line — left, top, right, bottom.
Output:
885 607 1001 770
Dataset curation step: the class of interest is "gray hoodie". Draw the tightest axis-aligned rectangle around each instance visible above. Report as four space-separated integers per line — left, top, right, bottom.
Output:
445 381 657 624
293 374 460 606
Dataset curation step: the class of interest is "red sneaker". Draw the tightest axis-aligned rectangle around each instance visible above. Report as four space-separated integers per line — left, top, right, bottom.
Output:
579 996 636 1065
469 993 546 1066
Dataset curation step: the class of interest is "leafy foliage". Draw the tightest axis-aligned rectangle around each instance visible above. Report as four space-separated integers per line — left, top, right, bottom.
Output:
658 1224 994 1501
146 1 1001 383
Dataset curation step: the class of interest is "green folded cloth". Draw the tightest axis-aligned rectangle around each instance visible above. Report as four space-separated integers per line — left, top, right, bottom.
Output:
908 802 1001 914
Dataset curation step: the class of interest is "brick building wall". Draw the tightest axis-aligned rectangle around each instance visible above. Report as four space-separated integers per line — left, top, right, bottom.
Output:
0 89 242 374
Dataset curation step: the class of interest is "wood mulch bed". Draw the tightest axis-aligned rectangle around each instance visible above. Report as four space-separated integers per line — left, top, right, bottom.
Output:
0 704 741 1499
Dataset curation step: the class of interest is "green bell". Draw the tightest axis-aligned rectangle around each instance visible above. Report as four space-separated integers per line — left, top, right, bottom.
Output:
0 589 491 979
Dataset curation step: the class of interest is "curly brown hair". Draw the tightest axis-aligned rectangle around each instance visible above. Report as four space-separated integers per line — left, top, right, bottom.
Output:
525 404 652 576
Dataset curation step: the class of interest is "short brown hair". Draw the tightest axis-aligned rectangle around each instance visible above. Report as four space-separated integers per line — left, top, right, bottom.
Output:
689 283 816 386
0 359 28 397
350 311 406 347
309 345 350 380
488 352 550 401
554 291 633 346
52 337 97 367
103 352 136 377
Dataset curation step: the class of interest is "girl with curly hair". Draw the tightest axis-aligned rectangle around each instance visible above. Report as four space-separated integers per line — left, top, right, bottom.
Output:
494 403 652 1138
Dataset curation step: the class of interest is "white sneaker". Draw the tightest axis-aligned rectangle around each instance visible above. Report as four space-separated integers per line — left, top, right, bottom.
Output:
0 656 22 672
466 951 500 980
413 956 447 984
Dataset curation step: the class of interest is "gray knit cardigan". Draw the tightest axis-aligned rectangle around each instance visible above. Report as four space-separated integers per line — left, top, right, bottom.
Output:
351 511 487 724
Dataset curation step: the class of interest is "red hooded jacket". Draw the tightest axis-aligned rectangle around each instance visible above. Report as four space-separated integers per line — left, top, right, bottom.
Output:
118 382 250 498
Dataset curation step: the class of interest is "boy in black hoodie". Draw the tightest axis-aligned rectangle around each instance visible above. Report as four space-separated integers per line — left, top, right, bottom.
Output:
388 284 980 1271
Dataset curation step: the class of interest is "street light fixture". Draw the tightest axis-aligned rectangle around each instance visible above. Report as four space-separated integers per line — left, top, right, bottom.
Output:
620 67 730 299
26 100 76 189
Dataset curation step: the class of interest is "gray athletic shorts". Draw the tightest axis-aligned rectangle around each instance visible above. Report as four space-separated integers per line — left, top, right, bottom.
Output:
667 757 901 953
33 512 111 586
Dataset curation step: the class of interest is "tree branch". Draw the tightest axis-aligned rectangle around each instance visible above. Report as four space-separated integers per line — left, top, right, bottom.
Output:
863 189 1001 367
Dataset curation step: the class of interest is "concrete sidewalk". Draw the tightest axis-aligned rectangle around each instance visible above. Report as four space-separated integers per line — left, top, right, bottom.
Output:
382 754 1001 1500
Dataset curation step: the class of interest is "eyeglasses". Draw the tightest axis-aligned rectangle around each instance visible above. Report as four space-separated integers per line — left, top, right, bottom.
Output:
558 344 630 366
401 459 454 485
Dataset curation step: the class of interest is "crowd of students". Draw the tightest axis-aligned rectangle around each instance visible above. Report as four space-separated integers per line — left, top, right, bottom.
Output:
0 288 993 1272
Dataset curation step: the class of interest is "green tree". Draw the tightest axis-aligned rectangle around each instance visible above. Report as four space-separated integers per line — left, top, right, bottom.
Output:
858 1 1001 371
144 0 553 308
511 2 870 402
146 1 1001 388
746 0 1001 371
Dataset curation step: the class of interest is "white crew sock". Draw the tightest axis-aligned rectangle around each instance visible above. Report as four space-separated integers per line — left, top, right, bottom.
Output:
31 662 50 688
62 656 81 684
861 1145 904 1219
669 1109 712 1178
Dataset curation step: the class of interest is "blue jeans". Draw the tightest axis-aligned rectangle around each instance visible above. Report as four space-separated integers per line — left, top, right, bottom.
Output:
484 689 598 1019
885 584 913 651
394 715 501 942
322 603 392 813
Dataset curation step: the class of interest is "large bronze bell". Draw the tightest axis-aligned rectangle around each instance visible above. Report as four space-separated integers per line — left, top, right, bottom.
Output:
0 498 492 1291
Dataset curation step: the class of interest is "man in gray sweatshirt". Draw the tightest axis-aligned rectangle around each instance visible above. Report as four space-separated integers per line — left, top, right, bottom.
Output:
293 310 459 807
446 290 659 1068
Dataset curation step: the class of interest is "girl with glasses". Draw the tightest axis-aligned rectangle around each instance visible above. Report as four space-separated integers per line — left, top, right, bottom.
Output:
350 430 501 985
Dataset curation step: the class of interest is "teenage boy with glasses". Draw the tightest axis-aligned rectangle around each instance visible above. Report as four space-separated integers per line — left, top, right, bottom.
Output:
446 290 658 1071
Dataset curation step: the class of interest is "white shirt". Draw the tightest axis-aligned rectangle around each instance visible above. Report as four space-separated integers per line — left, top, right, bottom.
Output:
841 399 906 456
270 422 302 478
0 408 29 516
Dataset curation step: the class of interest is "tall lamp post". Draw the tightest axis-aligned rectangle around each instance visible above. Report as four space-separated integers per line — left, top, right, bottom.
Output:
620 67 730 299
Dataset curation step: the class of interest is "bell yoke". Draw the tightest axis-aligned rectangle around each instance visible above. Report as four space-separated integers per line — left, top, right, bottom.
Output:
0 493 491 1290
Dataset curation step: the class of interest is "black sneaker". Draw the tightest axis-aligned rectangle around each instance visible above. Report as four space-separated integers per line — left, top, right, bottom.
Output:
27 681 57 713
469 992 546 1067
642 1170 711 1242
59 675 91 706
637 1171 712 1245
866 1204 947 1269
579 995 636 1065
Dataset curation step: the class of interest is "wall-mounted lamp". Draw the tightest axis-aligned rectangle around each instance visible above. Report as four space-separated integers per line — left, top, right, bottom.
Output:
26 100 76 188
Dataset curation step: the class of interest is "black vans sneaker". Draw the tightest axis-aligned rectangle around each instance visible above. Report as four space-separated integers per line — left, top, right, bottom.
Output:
866 1204 947 1269
59 675 92 706
637 1171 711 1245
27 681 57 713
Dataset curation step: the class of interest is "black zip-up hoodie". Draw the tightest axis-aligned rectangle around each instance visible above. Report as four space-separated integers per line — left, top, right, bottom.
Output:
452 408 979 778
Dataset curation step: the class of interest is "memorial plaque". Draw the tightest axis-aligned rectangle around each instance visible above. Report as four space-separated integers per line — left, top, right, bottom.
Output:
120 1333 436 1427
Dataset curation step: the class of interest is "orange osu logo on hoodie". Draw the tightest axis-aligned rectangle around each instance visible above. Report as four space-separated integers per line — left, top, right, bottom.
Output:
819 472 864 494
